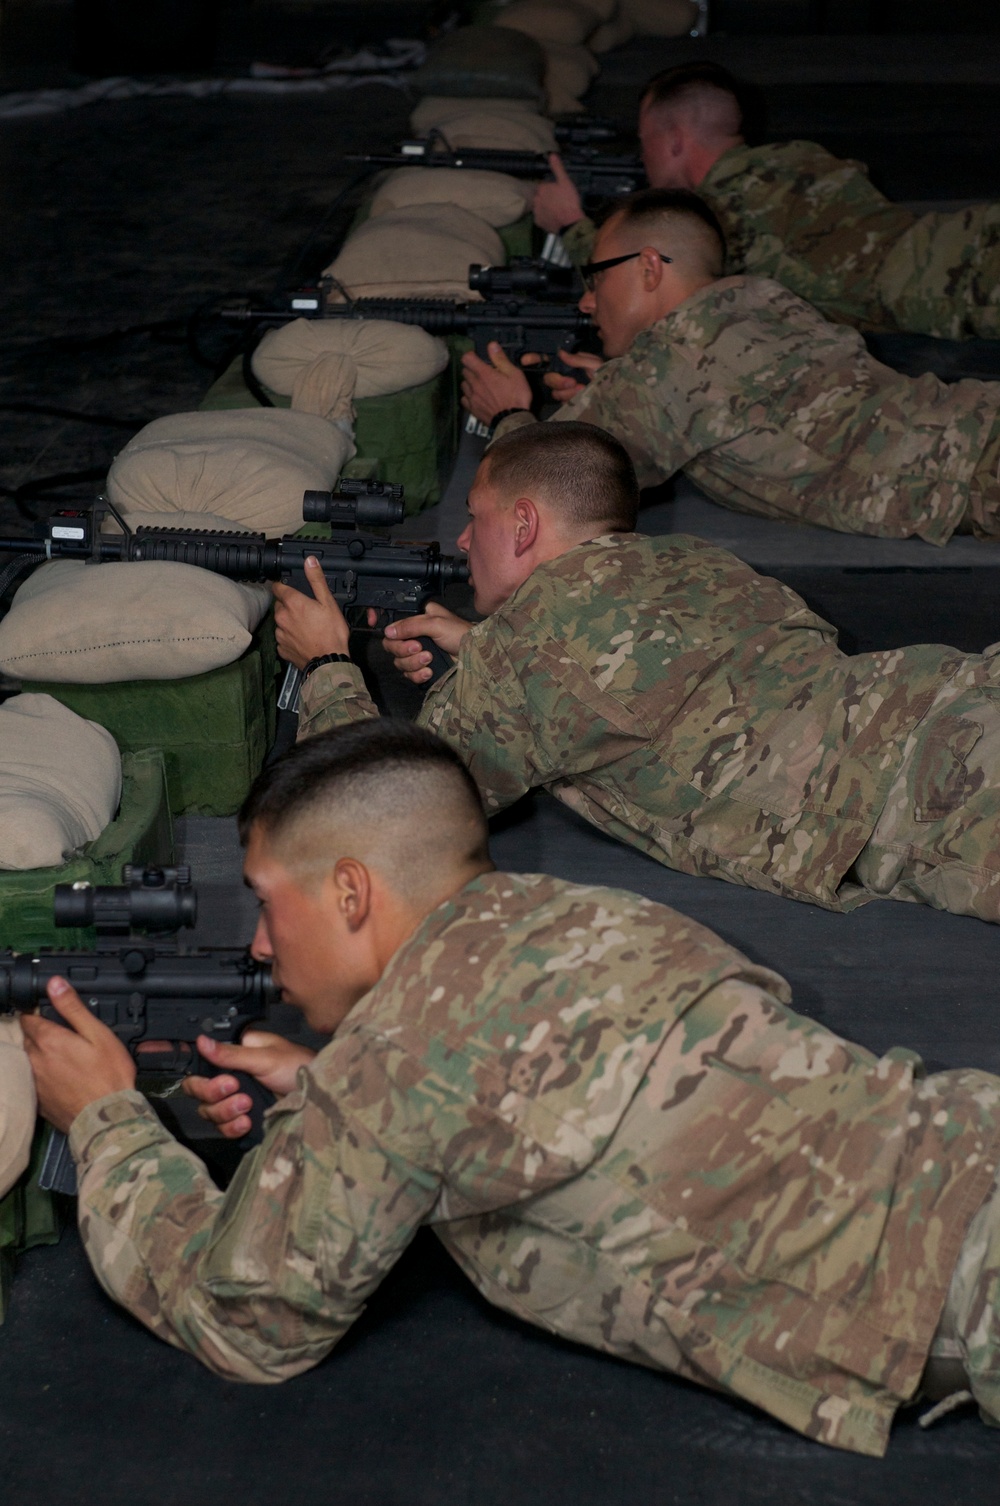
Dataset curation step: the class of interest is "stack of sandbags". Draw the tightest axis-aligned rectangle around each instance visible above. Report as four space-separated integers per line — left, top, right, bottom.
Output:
0 524 271 686
0 694 121 870
251 320 449 423
492 0 625 109
105 409 355 537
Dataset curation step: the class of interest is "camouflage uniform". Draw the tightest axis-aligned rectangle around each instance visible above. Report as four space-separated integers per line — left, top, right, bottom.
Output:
561 141 1000 339
70 872 1000 1453
533 276 1000 542
300 532 1000 920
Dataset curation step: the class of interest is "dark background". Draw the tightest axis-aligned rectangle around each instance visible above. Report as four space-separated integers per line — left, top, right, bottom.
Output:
2 4 1000 1501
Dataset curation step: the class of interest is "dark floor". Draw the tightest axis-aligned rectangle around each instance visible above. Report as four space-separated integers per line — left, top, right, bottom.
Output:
3 19 1000 1505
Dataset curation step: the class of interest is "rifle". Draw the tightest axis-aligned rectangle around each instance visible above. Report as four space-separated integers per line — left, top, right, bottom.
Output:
3 866 279 1195
345 137 644 203
0 480 469 715
221 287 599 395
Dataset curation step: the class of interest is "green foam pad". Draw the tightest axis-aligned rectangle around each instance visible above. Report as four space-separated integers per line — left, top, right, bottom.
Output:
0 746 173 952
18 617 279 819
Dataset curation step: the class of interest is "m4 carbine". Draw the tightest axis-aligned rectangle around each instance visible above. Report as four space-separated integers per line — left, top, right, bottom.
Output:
222 286 599 389
0 479 469 709
346 138 644 204
3 865 279 1195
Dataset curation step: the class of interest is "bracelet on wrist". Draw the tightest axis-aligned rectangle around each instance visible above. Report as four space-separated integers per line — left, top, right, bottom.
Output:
300 652 352 683
487 407 530 439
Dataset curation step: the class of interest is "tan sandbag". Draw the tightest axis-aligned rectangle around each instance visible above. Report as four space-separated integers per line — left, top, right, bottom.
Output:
543 41 599 114
411 94 542 131
410 96 558 153
370 167 531 228
588 6 635 50
106 410 354 538
0 1016 33 1199
0 693 121 871
621 0 697 33
252 320 450 422
411 25 547 104
495 0 597 47
568 0 618 20
0 559 271 685
325 203 505 302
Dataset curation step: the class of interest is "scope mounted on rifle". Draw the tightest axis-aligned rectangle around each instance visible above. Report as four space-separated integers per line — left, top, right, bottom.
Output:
54 864 196 936
303 477 404 528
468 258 579 301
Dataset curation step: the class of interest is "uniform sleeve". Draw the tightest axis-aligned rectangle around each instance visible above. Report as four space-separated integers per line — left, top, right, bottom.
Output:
561 218 596 266
297 659 379 741
551 349 700 490
70 1037 441 1383
412 611 652 815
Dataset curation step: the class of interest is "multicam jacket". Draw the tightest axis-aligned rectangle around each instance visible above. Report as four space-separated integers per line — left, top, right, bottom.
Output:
542 277 1000 542
71 873 1000 1455
562 140 1000 340
300 532 967 910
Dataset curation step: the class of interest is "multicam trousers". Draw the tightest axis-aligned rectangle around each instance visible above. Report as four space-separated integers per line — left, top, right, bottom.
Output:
875 202 1000 341
853 654 1000 922
925 1163 1000 1426
965 419 1000 537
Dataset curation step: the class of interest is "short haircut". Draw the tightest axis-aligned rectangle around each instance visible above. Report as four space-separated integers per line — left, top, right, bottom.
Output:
640 60 766 144
239 720 489 899
602 187 726 275
483 421 638 532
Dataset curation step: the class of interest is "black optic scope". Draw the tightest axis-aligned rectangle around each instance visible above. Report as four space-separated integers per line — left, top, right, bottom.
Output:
302 479 404 528
53 865 196 935
468 258 578 301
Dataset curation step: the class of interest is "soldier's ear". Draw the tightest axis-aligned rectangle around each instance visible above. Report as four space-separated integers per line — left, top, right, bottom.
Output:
512 497 540 557
640 246 667 288
331 858 372 932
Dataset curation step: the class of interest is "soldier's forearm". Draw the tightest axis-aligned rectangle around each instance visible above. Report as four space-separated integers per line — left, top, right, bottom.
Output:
490 410 538 445
297 660 380 742
72 1092 356 1382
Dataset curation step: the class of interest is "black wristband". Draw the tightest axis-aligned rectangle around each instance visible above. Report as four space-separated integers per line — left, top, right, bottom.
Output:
301 652 351 683
487 407 530 439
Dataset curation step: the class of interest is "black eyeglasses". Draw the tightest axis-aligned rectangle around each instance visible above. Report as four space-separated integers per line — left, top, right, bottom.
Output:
579 250 673 292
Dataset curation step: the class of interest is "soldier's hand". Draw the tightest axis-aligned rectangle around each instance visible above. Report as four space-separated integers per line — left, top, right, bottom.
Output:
544 348 603 403
21 977 136 1133
184 1032 316 1140
461 342 532 425
271 556 350 667
532 155 584 234
381 602 472 685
